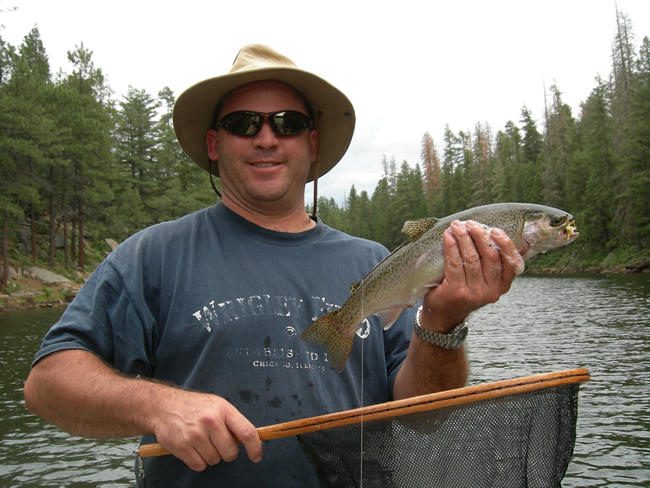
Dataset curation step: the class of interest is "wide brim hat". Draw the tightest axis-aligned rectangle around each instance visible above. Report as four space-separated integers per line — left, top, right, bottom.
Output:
173 44 356 182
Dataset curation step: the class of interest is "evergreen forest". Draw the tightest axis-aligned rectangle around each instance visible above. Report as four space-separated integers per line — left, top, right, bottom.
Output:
2 10 650 288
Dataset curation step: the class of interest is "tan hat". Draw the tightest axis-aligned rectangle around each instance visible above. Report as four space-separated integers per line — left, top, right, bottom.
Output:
172 44 356 182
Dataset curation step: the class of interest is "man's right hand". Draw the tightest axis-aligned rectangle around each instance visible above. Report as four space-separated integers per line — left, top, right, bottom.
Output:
151 387 263 470
23 349 263 471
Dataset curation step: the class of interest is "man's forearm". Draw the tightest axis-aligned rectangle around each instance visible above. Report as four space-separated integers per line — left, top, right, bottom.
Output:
23 348 264 471
23 349 163 438
392 335 469 400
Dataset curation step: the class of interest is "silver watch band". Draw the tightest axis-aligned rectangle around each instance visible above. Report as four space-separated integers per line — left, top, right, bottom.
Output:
413 306 468 350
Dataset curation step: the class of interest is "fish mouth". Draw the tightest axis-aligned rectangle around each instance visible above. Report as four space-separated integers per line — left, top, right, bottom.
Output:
520 214 579 259
563 219 579 241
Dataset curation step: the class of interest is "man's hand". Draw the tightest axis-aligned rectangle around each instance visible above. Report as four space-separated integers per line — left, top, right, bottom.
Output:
24 350 263 472
421 220 524 331
393 220 523 399
152 388 262 471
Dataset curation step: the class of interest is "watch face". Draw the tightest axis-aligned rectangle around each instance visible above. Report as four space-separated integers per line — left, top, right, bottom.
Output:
450 325 469 349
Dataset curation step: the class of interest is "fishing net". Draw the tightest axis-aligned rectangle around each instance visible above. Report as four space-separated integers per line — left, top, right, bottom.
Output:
137 369 588 488
297 382 581 488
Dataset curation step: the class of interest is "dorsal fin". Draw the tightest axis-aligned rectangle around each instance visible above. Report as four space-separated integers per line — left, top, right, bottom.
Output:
401 217 438 240
349 217 438 296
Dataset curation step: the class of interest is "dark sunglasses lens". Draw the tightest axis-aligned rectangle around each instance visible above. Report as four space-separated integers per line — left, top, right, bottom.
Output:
220 111 311 136
272 111 310 134
224 113 261 135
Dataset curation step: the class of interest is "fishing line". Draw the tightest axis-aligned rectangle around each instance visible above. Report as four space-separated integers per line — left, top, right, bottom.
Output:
359 281 365 488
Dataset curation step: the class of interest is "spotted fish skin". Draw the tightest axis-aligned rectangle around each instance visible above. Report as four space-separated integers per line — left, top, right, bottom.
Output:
299 203 579 372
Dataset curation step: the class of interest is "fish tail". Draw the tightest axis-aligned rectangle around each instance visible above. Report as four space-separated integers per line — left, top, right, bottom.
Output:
299 311 355 373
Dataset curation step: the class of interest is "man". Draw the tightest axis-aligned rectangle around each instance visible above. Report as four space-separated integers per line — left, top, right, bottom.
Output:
24 45 522 486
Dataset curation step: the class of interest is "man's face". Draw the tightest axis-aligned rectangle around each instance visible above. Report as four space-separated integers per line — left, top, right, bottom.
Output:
206 81 318 214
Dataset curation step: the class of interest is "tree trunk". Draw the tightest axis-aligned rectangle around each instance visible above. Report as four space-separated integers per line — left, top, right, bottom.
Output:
2 171 12 287
63 220 68 267
1 208 9 288
78 196 84 272
70 195 77 266
30 203 36 262
49 167 55 268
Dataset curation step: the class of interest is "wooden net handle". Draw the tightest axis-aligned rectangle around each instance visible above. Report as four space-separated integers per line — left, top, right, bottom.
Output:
137 368 590 458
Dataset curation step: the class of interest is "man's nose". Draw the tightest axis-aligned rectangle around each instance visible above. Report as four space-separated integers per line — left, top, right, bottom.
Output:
252 119 279 149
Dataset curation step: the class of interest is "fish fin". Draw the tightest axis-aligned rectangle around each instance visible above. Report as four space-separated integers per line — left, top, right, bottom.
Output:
299 311 355 373
350 281 361 293
375 306 406 330
401 217 438 241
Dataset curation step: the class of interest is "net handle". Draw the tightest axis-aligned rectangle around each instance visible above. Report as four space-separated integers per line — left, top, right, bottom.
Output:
137 368 589 458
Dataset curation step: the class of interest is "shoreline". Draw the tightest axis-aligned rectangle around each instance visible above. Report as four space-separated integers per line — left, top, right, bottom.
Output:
2 262 648 313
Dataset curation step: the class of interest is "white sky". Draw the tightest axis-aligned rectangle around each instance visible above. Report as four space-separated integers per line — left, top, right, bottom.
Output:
2 0 650 205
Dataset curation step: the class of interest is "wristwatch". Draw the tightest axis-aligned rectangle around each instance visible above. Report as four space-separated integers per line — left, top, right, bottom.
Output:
413 306 468 350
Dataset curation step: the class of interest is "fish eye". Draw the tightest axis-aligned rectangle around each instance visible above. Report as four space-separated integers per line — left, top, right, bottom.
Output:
551 216 565 227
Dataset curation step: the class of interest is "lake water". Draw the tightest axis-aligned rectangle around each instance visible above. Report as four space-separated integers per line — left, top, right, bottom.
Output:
0 274 648 486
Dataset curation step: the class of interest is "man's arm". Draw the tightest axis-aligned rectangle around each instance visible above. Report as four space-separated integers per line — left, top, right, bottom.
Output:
393 220 523 400
23 349 263 471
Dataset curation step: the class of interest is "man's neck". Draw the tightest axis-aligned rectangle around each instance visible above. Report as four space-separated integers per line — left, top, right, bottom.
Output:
221 197 316 233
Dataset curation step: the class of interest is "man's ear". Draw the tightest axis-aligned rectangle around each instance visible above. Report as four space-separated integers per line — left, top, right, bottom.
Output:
206 129 219 161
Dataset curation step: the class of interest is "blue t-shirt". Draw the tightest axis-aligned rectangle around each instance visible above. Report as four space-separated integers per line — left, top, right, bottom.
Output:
35 203 413 486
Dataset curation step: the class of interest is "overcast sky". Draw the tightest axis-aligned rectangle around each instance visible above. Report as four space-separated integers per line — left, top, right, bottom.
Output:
2 0 650 205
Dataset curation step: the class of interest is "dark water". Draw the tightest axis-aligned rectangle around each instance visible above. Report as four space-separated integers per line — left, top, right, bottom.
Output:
1 274 648 486
468 274 650 487
0 307 137 487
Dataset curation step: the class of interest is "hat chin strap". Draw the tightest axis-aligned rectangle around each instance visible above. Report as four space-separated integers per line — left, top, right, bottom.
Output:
311 160 319 220
209 159 222 199
311 111 323 220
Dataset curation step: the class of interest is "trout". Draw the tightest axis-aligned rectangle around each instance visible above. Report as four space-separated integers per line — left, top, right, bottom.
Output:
299 203 579 372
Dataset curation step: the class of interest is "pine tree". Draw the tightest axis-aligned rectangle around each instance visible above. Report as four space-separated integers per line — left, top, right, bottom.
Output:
395 161 427 223
619 36 650 249
420 131 441 211
611 7 636 155
469 122 493 206
16 28 60 266
341 186 372 240
575 76 616 253
0 29 55 282
542 84 577 209
58 43 114 270
0 36 18 286
314 196 342 229
439 125 463 215
493 121 522 202
371 177 393 248
150 87 216 222
113 86 162 224
519 107 543 203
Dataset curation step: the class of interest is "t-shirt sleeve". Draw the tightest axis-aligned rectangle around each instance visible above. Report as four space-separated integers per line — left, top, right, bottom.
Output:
33 251 158 378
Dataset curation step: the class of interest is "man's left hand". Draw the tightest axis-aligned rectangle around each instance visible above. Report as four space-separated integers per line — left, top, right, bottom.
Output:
420 219 524 333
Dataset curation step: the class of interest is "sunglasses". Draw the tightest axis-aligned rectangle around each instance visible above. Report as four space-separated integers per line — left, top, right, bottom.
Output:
216 110 313 137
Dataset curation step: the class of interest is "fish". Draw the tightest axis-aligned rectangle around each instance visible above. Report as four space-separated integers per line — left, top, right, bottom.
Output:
299 203 579 372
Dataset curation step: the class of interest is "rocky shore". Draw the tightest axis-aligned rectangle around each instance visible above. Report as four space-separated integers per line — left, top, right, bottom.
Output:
0 266 88 312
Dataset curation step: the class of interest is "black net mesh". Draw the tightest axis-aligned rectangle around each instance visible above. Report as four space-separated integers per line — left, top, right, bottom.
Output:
297 383 580 488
